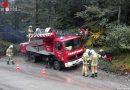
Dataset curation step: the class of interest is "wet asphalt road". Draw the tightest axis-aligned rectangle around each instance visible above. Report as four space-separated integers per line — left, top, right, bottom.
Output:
0 56 129 90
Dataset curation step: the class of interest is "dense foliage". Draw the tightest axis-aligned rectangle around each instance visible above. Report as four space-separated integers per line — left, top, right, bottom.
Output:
0 0 130 49
0 0 130 73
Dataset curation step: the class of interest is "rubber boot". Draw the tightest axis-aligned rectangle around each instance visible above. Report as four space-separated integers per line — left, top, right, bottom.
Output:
85 75 89 77
12 61 15 65
7 61 9 65
82 73 85 76
91 74 95 78
85 72 88 77
45 65 49 68
95 73 98 77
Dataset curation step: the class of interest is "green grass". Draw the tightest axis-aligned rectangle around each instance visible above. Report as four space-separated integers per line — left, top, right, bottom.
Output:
94 47 130 73
111 53 130 72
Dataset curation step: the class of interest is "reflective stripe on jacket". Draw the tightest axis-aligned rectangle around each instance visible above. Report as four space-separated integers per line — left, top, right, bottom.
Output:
82 53 91 64
6 48 13 57
91 56 98 66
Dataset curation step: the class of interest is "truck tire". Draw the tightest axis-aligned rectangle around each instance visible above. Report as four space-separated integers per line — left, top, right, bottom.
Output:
53 60 61 70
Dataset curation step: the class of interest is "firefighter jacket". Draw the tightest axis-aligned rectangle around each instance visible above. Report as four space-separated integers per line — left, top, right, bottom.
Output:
90 50 98 66
6 48 14 57
27 28 34 41
28 28 33 34
82 52 91 65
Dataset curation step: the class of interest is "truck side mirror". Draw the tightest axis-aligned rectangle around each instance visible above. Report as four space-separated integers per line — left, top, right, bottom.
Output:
55 42 63 51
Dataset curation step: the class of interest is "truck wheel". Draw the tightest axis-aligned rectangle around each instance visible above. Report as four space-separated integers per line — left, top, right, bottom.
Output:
53 60 61 70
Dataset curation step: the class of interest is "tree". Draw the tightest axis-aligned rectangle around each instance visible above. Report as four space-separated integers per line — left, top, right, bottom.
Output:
35 0 85 29
105 24 130 49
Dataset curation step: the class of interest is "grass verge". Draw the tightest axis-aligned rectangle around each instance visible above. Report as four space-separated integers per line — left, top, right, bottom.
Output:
99 53 130 75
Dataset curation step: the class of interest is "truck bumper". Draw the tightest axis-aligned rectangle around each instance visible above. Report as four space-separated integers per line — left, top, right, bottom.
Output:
65 58 82 67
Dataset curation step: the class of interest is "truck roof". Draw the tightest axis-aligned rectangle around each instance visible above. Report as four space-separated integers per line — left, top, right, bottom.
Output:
55 35 80 42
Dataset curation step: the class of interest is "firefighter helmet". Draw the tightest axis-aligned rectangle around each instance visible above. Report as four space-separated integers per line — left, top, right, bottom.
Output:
9 45 13 48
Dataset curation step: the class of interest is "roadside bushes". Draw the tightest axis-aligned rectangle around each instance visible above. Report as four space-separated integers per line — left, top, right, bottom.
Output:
0 40 20 57
105 24 130 50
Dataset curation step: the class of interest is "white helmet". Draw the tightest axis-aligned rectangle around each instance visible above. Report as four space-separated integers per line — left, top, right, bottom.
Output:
29 25 32 28
9 45 13 48
85 49 90 53
99 49 104 52
90 49 97 57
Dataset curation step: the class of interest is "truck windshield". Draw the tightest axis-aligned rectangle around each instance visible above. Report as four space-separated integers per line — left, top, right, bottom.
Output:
64 38 82 51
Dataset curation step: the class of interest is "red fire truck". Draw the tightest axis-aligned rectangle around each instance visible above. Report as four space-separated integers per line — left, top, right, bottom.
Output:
20 27 85 70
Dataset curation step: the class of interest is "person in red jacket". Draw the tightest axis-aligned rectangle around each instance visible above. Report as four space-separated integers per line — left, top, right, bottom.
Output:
79 26 88 41
98 49 112 62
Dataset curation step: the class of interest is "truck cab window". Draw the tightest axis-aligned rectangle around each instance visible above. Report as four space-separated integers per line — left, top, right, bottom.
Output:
64 38 82 50
55 42 62 50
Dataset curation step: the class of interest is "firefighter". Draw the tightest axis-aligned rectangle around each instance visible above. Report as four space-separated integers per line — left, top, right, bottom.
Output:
90 49 98 78
98 49 106 59
6 45 15 65
98 49 112 62
82 49 91 77
28 25 34 42
79 26 88 40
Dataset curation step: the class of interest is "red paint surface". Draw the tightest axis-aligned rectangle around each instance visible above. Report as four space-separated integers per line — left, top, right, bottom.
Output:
20 32 84 65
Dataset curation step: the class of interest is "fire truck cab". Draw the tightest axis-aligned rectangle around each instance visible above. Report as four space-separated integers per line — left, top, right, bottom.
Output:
20 28 85 70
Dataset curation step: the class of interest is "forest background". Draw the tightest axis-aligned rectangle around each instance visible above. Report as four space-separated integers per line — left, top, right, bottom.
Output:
0 0 130 74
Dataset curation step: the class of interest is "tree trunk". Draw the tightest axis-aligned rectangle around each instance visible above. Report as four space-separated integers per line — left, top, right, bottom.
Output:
117 5 121 25
117 0 122 25
36 0 38 27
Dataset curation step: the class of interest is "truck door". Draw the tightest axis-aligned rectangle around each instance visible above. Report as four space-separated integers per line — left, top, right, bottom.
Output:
54 41 66 62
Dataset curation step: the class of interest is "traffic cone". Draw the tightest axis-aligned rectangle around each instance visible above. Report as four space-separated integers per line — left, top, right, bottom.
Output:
41 68 46 77
16 64 20 72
